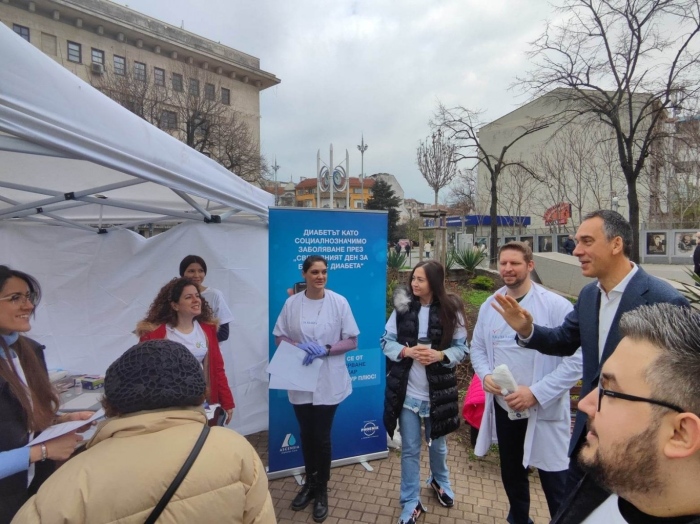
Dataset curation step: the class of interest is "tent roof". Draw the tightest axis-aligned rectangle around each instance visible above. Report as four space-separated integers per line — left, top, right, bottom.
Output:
0 24 273 233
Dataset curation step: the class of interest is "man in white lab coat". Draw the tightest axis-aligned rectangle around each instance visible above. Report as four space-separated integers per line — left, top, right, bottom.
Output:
471 242 582 524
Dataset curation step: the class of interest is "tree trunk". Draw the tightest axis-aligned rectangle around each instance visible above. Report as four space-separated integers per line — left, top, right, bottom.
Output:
627 176 641 264
489 170 499 268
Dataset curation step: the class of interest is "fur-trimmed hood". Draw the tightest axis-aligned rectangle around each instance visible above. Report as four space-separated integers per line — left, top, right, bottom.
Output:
392 285 414 314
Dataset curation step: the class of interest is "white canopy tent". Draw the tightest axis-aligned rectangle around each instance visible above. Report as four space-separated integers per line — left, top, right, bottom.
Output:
0 24 273 435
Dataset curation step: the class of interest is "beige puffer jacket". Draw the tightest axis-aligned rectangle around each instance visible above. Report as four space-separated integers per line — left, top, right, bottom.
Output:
12 408 276 524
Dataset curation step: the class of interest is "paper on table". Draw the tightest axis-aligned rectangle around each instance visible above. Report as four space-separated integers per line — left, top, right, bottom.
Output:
60 392 103 411
27 409 105 447
267 340 322 392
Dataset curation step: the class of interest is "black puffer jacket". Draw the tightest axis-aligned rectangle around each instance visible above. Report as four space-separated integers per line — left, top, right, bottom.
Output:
383 287 460 440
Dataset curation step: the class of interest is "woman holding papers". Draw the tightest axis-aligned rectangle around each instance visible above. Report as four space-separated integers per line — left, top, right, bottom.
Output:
0 266 90 523
136 277 234 425
381 260 468 524
273 255 359 523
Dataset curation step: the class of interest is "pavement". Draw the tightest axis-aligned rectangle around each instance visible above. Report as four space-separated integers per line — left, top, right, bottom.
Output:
246 430 552 524
248 251 694 524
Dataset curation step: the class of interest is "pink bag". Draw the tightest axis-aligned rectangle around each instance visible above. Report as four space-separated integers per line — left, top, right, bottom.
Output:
462 373 485 429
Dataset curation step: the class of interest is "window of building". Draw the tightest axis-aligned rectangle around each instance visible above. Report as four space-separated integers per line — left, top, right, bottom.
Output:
13 24 30 42
161 110 178 130
113 55 126 76
67 41 82 63
134 61 146 82
172 73 183 92
189 78 200 97
91 48 104 65
221 87 230 105
154 67 165 87
41 33 57 55
204 83 215 101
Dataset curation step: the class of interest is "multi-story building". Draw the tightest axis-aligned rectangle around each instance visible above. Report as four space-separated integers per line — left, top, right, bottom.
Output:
1 0 279 181
476 88 649 231
295 177 374 209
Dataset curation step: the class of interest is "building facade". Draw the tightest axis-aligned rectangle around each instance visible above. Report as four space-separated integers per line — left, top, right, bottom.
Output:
1 0 279 179
476 89 651 231
295 177 374 209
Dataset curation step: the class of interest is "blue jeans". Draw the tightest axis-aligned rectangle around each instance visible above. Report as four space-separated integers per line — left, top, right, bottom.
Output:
398 397 454 522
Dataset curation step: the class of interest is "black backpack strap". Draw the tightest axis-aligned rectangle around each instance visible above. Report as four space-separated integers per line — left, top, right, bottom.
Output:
144 424 210 524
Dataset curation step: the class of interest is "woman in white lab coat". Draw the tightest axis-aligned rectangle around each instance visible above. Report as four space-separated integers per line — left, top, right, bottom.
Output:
272 255 359 523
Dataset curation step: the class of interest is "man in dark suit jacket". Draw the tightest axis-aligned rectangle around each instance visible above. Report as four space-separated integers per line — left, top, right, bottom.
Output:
492 211 688 498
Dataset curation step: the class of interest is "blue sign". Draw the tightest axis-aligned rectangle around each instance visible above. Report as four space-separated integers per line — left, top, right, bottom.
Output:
268 208 389 477
436 215 532 227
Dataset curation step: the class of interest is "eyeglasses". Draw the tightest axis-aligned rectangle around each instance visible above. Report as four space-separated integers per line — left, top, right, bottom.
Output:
0 292 38 306
597 382 686 414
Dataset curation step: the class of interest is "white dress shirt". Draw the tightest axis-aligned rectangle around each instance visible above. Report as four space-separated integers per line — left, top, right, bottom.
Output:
596 264 638 361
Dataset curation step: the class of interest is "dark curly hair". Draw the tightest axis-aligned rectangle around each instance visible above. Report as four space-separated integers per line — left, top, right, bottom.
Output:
141 277 217 328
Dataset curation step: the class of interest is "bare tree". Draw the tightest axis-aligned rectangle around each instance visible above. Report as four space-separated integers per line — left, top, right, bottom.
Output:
433 104 551 266
519 0 700 262
447 168 476 231
90 60 268 185
498 165 540 235
416 129 459 208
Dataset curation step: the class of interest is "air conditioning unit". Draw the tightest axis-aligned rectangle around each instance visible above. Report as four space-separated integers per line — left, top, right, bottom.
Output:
91 63 104 75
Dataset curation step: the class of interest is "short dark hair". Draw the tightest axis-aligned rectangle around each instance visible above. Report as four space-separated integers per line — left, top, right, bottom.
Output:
619 304 700 415
302 255 327 273
498 241 532 263
179 255 207 277
582 209 633 257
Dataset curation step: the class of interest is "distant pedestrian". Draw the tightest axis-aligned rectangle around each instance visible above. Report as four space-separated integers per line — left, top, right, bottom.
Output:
404 243 411 257
563 235 575 255
424 242 432 258
394 243 402 255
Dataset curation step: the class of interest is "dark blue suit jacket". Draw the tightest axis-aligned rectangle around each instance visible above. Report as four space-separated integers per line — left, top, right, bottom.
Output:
526 267 689 455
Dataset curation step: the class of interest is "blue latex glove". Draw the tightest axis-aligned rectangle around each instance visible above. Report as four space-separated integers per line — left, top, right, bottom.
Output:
302 343 327 366
297 342 316 354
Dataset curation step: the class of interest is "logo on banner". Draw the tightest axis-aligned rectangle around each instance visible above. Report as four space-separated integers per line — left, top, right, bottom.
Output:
361 420 380 438
281 433 300 454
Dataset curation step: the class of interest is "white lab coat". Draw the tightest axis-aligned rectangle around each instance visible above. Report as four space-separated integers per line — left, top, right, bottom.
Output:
471 283 583 471
273 289 360 406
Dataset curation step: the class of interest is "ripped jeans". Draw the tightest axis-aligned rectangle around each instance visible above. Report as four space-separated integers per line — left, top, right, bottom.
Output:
398 396 454 522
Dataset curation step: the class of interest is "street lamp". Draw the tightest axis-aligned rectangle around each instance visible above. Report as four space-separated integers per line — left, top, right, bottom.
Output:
272 158 280 206
357 135 368 209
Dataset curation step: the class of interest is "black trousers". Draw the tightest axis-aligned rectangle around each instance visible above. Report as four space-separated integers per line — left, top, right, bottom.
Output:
494 403 568 524
293 403 338 483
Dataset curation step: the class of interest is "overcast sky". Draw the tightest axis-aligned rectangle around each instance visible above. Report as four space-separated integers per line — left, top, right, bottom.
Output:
113 0 557 203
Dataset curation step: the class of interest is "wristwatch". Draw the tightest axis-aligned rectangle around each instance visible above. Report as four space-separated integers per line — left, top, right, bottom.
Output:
325 344 331 355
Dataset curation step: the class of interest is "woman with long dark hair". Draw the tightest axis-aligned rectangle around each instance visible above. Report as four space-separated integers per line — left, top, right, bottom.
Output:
179 255 234 342
272 255 359 523
0 266 90 523
136 277 234 425
382 260 468 524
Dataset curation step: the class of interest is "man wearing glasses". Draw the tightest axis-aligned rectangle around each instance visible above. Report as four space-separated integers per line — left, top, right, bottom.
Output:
552 304 700 523
492 210 689 491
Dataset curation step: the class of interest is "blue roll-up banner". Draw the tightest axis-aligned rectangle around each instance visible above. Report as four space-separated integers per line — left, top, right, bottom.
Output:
268 208 389 478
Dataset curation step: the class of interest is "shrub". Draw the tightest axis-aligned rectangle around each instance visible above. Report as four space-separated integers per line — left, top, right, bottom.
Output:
452 247 487 273
446 249 457 270
470 275 494 291
462 289 492 307
387 250 407 269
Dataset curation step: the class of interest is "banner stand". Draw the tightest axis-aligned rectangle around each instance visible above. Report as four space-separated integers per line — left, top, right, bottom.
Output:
267 208 389 479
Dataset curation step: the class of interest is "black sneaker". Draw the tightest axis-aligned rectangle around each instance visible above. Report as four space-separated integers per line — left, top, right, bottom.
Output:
429 478 454 508
398 502 425 524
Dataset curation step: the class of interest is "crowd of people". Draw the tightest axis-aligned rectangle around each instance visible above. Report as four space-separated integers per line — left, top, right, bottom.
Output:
1 209 699 523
